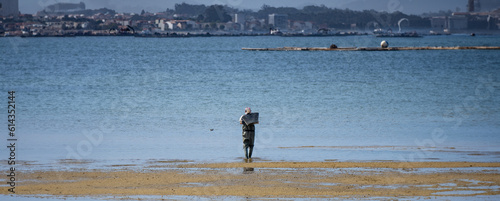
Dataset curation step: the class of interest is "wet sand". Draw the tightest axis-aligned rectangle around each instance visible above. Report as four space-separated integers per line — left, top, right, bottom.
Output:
3 161 500 199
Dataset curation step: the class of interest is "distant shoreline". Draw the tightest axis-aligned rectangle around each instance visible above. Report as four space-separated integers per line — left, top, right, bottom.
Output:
3 32 367 38
3 31 500 38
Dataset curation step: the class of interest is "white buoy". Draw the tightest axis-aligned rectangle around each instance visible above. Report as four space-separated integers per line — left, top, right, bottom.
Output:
381 40 389 48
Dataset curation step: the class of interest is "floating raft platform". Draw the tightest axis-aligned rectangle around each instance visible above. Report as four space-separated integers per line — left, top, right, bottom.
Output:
242 46 500 51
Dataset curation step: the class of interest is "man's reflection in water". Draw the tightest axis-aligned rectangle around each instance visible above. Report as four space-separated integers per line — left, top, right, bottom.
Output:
243 158 254 173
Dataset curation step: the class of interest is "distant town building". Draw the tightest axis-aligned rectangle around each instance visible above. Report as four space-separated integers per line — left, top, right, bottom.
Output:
0 0 19 17
430 16 448 30
468 0 478 12
116 20 130 26
291 21 313 31
429 0 500 32
268 14 288 29
234 13 246 31
448 15 468 30
234 13 246 24
157 20 198 31
44 2 85 13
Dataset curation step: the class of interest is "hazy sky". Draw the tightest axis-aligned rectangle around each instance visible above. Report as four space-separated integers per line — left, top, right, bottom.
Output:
20 0 468 15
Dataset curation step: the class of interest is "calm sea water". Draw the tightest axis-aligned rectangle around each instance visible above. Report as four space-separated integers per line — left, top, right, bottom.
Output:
1 35 500 166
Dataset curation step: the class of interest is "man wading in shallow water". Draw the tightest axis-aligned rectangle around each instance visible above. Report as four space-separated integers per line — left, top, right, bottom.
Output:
240 107 258 159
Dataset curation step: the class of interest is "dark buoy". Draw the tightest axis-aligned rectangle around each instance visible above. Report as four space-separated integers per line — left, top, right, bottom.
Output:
329 44 338 49
471 33 476 36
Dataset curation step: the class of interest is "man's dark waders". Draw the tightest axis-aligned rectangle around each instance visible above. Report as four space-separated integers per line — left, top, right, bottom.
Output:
242 123 255 159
